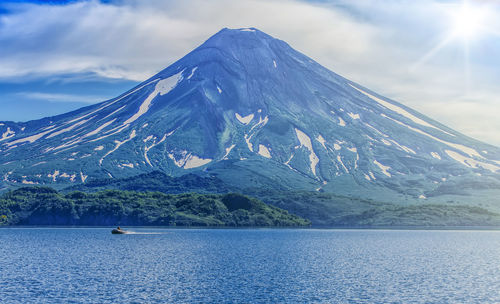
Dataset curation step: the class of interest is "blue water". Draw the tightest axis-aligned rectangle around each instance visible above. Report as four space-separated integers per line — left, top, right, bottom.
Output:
1 229 500 303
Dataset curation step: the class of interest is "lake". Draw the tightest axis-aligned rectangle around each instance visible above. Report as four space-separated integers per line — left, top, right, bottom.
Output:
1 228 500 303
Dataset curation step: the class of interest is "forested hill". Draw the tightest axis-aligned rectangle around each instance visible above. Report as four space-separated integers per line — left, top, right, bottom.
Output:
63 172 500 227
0 187 309 227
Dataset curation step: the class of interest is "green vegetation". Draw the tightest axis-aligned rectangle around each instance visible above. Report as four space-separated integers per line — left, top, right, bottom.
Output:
248 189 500 227
0 183 498 227
0 187 310 227
59 171 500 227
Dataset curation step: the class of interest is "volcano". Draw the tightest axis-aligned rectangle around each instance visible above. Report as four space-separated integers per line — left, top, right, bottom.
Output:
1 27 500 209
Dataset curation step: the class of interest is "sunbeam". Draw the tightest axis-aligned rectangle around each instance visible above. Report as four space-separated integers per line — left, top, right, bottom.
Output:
410 33 455 71
411 0 495 91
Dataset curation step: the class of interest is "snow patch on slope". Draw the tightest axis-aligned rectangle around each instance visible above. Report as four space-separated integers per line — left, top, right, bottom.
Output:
245 134 255 152
123 71 184 126
89 125 129 144
168 150 212 169
48 170 60 182
144 131 174 167
244 115 269 152
348 113 360 120
445 150 499 172
184 156 212 169
0 127 15 141
338 117 346 127
235 113 254 125
60 78 160 129
350 84 454 136
187 67 198 80
284 153 297 172
99 130 136 165
83 119 116 139
222 144 236 160
388 139 416 154
316 135 327 150
258 144 271 158
431 152 441 160
337 155 349 173
59 172 76 183
7 129 53 146
295 128 319 176
364 123 388 137
80 172 88 183
381 114 482 159
381 139 391 146
31 161 46 167
249 115 268 132
101 105 126 121
373 160 391 177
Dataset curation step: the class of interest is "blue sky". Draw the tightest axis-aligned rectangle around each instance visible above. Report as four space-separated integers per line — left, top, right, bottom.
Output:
0 0 499 146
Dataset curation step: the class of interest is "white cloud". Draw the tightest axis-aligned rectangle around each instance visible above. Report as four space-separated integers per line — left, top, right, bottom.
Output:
15 92 108 103
0 0 499 145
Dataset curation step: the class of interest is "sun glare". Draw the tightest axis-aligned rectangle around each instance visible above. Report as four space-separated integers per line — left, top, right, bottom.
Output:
412 1 494 71
451 3 487 40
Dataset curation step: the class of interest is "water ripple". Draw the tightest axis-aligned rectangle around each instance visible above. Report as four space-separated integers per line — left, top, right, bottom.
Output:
1 228 500 303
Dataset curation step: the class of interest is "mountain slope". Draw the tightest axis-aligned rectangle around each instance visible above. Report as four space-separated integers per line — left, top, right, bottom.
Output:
1 27 500 209
64 171 234 194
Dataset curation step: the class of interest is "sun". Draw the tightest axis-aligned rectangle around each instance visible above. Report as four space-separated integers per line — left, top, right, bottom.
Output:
412 1 495 84
451 3 487 40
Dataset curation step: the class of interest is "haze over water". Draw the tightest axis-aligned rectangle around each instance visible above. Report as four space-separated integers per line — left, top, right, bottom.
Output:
1 228 500 303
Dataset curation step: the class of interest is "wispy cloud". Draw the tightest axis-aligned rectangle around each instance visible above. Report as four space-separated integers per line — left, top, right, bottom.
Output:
15 92 108 103
0 0 499 145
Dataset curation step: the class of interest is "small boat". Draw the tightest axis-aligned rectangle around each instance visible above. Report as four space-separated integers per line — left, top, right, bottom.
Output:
111 227 128 234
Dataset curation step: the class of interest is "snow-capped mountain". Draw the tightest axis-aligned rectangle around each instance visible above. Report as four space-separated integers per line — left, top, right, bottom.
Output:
1 28 500 207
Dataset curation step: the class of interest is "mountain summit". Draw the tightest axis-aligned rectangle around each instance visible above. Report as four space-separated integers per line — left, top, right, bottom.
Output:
1 28 500 208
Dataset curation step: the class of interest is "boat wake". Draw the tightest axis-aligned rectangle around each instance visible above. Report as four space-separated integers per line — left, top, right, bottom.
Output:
123 231 166 235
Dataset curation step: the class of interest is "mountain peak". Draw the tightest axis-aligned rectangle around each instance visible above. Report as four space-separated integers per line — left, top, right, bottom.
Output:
208 27 272 41
153 27 294 86
194 27 281 55
1 28 500 210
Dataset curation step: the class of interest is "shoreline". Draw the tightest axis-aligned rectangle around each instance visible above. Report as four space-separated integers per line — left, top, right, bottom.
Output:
2 225 500 231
